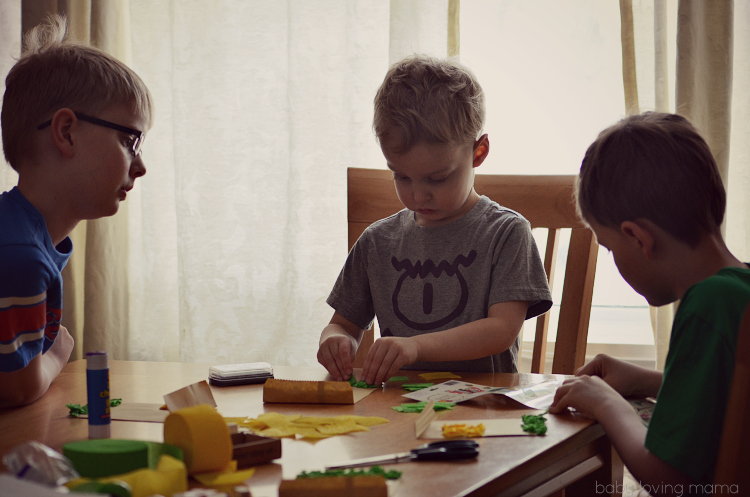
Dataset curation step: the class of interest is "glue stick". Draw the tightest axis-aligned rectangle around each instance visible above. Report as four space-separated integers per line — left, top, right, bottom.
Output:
86 351 111 439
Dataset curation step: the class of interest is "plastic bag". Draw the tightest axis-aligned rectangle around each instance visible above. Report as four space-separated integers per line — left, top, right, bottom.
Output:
2 441 79 487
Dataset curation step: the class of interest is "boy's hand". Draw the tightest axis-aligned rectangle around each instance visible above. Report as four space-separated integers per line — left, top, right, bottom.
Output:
577 354 662 399
361 337 419 385
548 374 630 419
317 335 356 381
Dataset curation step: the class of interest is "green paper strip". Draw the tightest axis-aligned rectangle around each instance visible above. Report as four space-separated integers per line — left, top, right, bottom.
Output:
521 413 547 435
348 374 379 389
401 383 433 391
297 466 402 480
391 401 456 413
386 376 409 382
66 398 123 417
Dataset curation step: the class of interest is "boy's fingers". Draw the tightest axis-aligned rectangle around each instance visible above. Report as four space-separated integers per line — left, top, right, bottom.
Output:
337 341 353 377
318 347 341 380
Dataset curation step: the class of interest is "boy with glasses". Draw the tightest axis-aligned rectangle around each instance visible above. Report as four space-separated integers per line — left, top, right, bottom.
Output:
0 15 153 406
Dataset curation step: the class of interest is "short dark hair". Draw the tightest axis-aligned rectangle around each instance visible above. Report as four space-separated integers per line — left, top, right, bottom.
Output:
373 54 485 153
576 112 725 247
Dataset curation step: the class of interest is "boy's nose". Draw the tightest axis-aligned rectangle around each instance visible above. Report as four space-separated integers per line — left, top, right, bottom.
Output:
413 186 431 203
130 157 146 178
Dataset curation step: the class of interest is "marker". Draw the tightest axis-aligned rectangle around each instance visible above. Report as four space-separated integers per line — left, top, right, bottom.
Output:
86 351 111 439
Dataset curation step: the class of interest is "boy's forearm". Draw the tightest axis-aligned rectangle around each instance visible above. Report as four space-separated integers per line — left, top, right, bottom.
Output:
0 354 59 408
412 316 519 363
320 323 362 347
632 367 663 398
596 401 694 493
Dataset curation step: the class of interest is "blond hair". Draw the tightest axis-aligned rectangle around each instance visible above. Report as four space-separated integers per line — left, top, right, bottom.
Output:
373 54 485 152
2 15 153 171
576 112 725 247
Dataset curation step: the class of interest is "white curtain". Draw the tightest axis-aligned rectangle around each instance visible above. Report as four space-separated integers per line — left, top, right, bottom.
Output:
0 1 21 192
125 0 452 366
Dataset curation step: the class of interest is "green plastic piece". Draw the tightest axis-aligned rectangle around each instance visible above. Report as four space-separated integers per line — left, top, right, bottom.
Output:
521 413 548 435
348 374 379 389
66 398 123 417
297 465 402 480
391 401 456 413
401 383 433 391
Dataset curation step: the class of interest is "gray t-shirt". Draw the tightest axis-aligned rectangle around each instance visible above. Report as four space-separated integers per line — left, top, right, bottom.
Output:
327 196 552 373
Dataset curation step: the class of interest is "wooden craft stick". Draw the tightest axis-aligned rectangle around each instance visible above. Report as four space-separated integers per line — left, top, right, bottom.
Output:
263 379 354 404
415 401 436 438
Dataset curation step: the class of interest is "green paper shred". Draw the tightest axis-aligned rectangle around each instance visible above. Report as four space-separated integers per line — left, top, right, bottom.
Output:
65 403 87 417
521 412 547 435
297 466 402 480
386 376 409 382
66 398 123 417
391 401 456 413
401 383 433 391
348 374 379 389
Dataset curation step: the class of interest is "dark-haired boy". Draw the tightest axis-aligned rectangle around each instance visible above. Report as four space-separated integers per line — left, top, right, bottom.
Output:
550 112 750 493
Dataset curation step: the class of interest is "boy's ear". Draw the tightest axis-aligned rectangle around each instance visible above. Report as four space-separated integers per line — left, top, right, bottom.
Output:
49 108 77 159
472 134 489 168
620 220 656 259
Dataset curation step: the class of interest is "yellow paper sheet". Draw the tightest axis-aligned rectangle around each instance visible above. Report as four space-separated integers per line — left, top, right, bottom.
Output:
229 413 388 440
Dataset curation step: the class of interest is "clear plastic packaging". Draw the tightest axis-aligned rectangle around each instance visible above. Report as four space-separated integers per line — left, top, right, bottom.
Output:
2 441 80 487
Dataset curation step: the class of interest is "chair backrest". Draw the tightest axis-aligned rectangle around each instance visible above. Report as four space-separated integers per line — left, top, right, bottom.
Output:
713 304 750 489
347 167 598 374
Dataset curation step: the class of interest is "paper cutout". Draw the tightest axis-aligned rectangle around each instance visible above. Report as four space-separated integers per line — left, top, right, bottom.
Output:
391 401 455 413
414 401 436 438
76 402 168 423
163 380 217 412
418 372 462 381
401 383 433 391
403 379 563 409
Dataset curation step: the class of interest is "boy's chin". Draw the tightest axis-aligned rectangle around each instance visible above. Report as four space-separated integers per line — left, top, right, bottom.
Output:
644 293 677 308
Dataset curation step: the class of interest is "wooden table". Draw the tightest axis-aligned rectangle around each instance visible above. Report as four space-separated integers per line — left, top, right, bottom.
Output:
0 361 622 497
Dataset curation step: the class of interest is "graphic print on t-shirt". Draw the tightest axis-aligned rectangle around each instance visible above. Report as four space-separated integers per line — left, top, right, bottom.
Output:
382 250 477 333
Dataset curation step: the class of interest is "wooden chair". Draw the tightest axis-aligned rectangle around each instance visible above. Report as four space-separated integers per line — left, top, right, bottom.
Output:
347 167 598 374
713 304 750 491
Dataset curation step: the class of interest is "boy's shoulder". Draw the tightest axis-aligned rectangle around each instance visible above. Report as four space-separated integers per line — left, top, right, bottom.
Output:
0 188 47 246
0 188 71 293
676 265 750 334
686 265 750 298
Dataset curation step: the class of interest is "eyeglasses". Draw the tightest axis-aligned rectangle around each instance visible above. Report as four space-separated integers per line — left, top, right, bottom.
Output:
37 112 145 157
